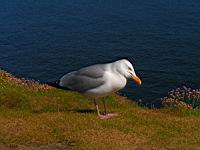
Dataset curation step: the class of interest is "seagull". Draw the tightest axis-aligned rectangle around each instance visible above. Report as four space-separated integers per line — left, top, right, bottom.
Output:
47 59 142 119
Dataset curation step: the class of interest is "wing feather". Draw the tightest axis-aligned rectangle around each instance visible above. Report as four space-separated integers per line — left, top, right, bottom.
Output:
59 64 106 92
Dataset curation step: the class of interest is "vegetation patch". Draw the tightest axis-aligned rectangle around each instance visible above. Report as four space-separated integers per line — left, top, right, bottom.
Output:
0 69 200 150
161 86 200 109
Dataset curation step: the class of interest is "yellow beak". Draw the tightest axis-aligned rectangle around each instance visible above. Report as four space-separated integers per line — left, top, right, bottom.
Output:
132 75 142 86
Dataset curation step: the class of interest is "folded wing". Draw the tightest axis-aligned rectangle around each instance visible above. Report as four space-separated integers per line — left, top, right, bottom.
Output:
59 64 106 92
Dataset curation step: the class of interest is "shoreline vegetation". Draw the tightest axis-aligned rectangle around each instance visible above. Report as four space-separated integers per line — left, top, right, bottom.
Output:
0 69 200 149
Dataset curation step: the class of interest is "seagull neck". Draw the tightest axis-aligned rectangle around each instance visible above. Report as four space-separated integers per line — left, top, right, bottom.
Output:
110 62 126 78
110 62 118 72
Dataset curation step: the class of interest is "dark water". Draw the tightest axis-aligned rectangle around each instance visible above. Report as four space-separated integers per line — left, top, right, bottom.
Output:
0 0 200 106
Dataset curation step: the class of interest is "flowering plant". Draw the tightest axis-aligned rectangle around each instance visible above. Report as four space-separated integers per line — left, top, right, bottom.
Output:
161 86 200 109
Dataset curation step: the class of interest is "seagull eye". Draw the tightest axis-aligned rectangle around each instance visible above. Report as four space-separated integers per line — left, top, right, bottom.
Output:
128 67 132 71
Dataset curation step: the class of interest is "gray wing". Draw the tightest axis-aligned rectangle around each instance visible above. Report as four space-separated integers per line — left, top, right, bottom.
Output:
77 64 105 78
59 64 106 92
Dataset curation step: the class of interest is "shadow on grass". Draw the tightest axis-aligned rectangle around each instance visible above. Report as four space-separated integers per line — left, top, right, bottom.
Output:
30 108 68 114
71 108 96 114
30 108 96 114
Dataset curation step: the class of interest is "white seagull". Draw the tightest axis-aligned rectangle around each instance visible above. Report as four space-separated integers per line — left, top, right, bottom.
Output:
47 59 142 119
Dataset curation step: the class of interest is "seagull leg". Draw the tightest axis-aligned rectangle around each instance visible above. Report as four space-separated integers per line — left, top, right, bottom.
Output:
103 97 107 115
94 99 100 116
98 97 118 120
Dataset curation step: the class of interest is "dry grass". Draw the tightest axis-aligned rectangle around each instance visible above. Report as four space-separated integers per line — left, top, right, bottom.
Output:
0 70 200 150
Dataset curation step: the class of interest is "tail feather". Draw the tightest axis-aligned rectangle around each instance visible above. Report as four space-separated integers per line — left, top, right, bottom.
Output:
45 80 72 90
46 80 61 88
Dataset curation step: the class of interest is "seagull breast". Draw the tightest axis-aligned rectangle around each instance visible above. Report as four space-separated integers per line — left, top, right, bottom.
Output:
107 71 127 92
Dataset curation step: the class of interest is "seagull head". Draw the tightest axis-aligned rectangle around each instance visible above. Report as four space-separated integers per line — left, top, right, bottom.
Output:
115 59 142 86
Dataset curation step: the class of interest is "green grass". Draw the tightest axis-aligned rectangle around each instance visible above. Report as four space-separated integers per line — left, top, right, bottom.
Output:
0 70 200 150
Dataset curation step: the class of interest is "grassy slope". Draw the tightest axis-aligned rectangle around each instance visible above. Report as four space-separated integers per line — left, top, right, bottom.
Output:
0 70 200 150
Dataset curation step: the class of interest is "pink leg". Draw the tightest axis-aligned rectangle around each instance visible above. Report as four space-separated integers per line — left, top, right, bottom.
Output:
94 99 100 116
99 97 118 120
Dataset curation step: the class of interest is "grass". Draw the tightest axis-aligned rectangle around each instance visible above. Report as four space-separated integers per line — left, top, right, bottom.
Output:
0 70 200 150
